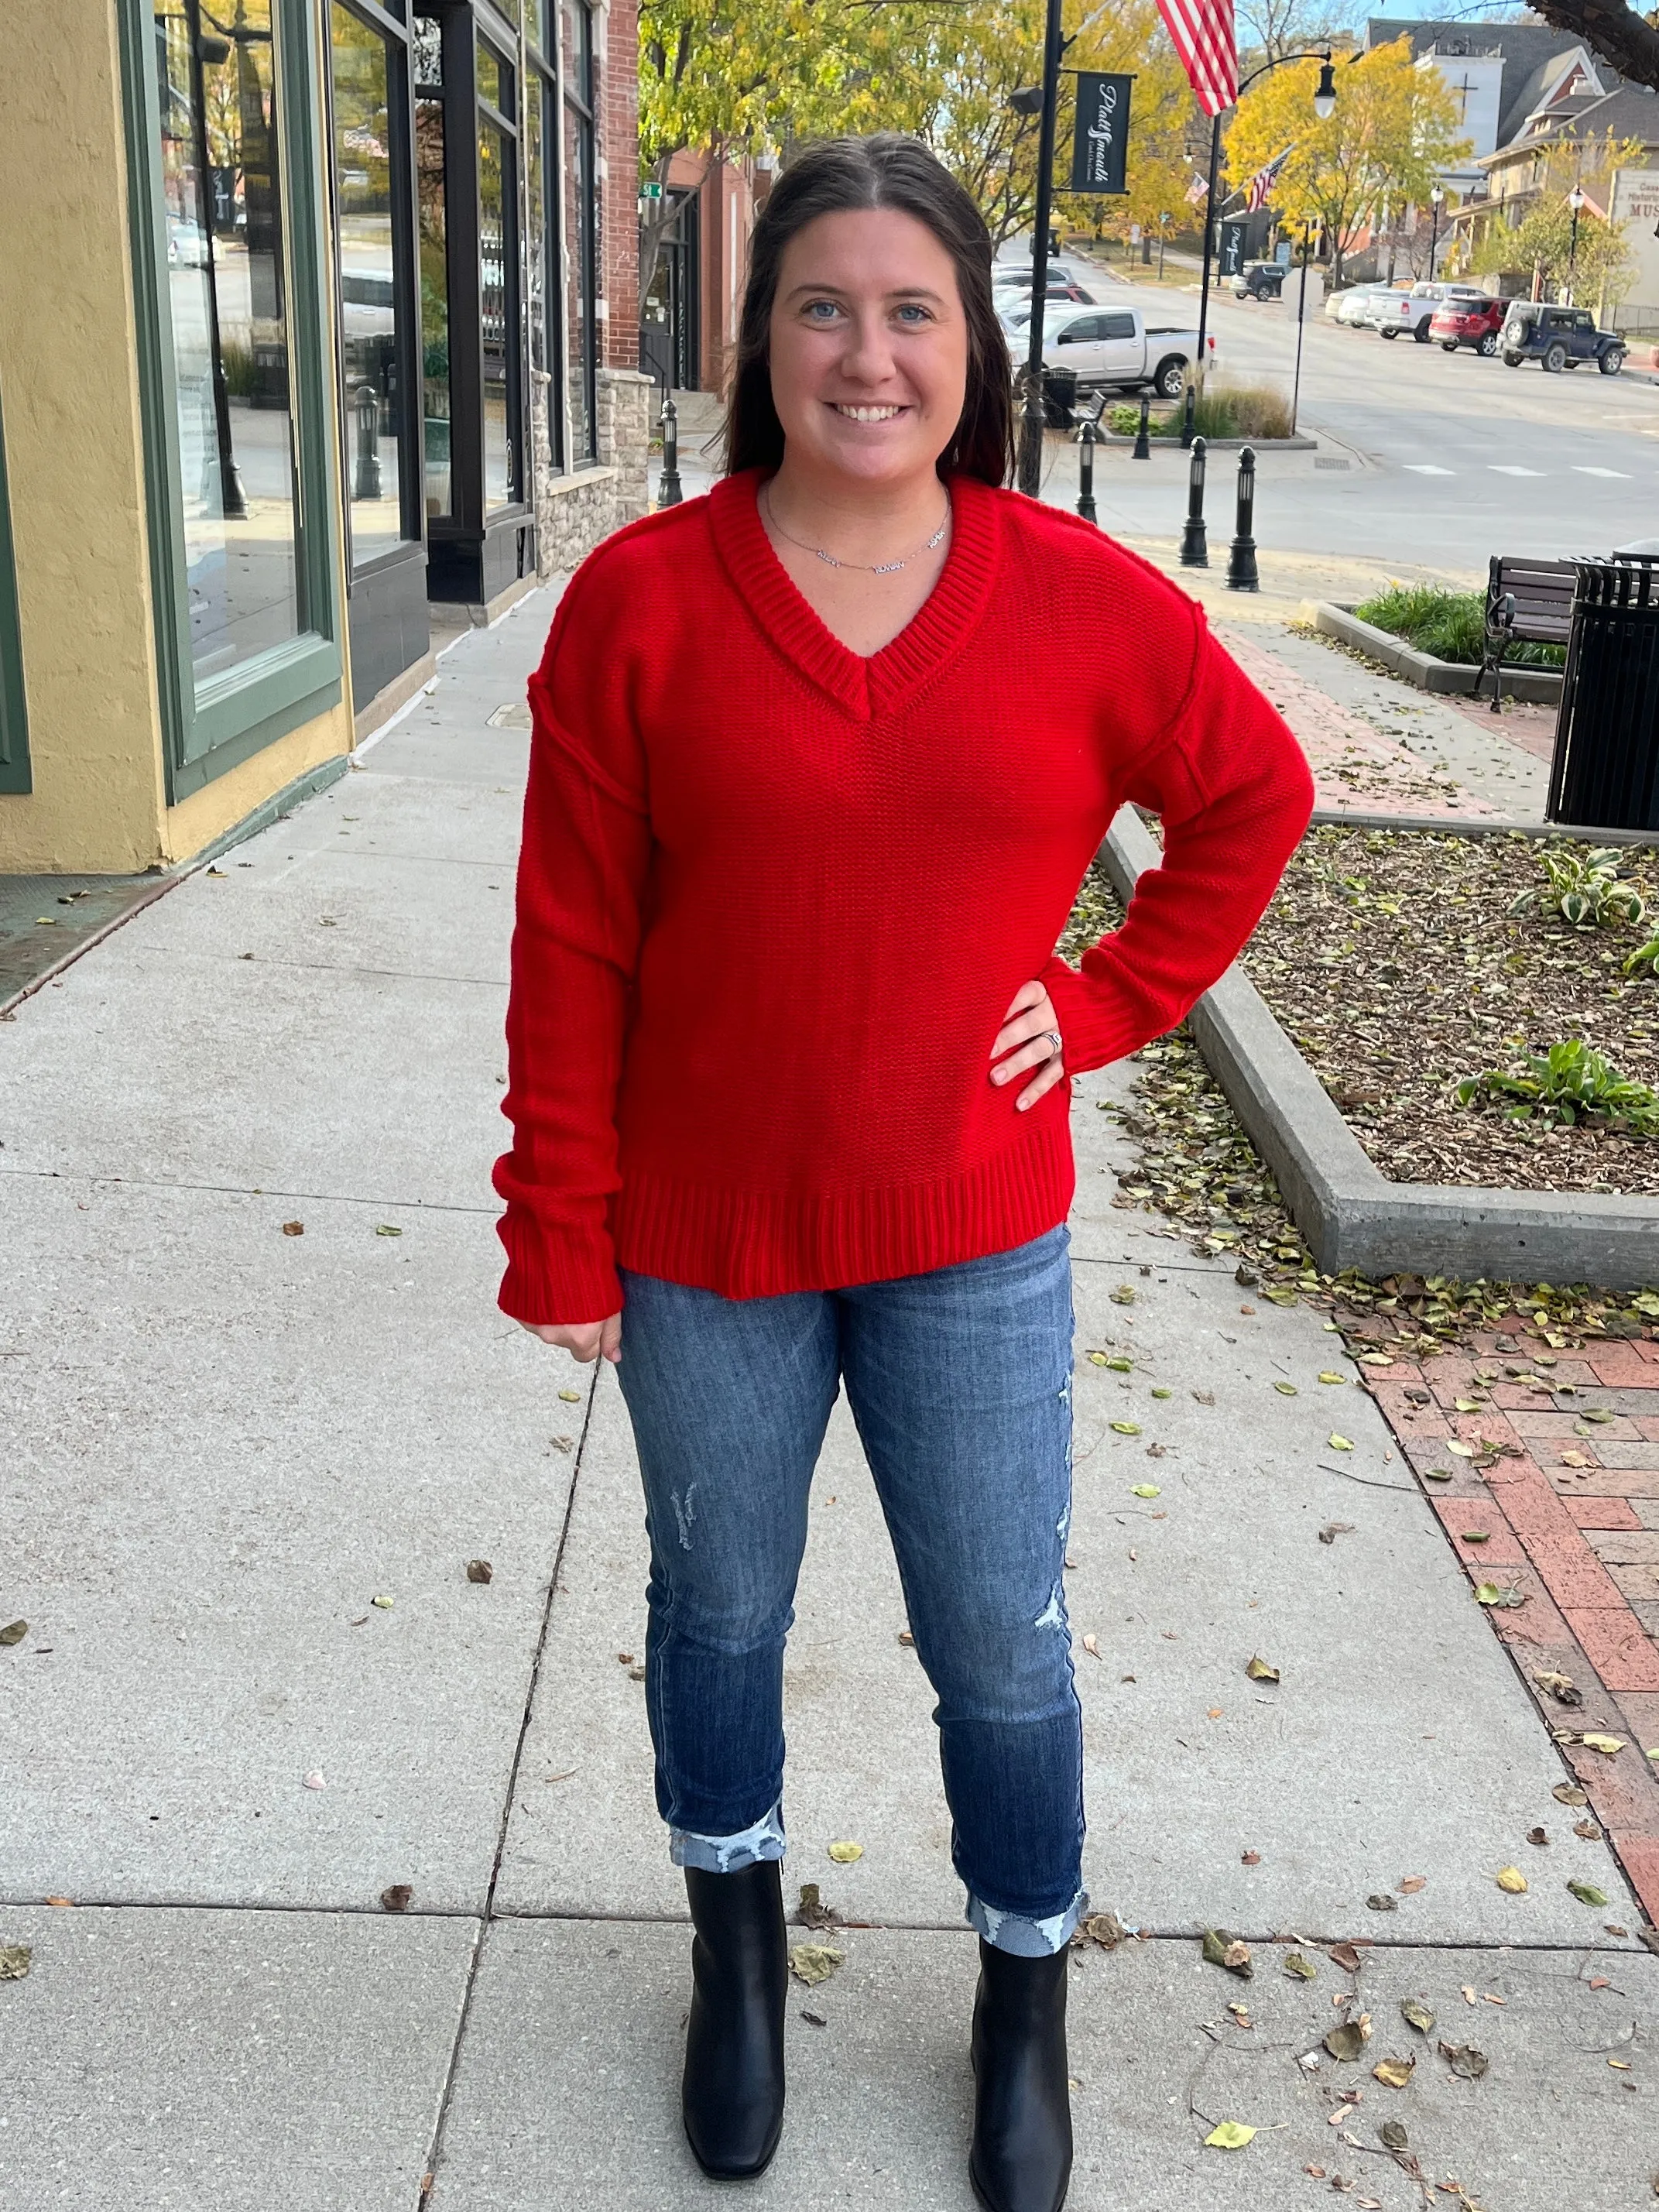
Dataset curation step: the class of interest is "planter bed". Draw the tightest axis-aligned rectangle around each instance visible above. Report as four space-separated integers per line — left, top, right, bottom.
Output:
1092 810 1659 1292
1097 431 1318 451
1314 601 1563 706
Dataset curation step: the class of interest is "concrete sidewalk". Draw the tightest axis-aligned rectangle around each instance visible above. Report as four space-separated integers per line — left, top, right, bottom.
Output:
2 584 1651 2210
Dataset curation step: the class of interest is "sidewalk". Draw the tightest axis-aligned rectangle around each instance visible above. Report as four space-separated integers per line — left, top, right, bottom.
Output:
2 585 1653 2210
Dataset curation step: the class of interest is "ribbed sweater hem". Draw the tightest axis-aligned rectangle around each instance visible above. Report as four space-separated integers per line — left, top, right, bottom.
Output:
609 1116 1077 1300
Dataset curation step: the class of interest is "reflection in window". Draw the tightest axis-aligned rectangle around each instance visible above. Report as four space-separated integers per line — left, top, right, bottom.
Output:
415 82 449 516
478 114 512 507
156 0 300 683
331 5 406 567
526 69 557 469
563 0 597 463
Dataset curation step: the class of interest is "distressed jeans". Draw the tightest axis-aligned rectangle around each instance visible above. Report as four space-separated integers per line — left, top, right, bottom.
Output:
615 1224 1086 1957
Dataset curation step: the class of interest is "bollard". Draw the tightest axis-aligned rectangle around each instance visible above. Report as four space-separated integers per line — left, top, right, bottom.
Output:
1132 390 1151 461
657 393 684 508
1225 445 1259 592
353 381 382 501
1178 436 1208 568
1075 414 1098 526
1179 379 1196 451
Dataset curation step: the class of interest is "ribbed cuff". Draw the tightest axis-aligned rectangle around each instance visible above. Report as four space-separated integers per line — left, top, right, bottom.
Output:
1040 957 1155 1075
495 1205 623 1327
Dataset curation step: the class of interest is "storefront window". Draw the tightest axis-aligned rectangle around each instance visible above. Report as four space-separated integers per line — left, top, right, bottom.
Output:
525 64 559 471
476 34 518 511
562 0 597 463
413 25 448 518
330 3 413 568
156 0 301 682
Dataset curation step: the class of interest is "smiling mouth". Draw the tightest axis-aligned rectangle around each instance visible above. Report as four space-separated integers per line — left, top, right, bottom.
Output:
830 403 907 422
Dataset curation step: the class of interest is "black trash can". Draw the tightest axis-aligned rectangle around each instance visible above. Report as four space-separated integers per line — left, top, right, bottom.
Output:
1041 365 1079 429
1548 560 1659 828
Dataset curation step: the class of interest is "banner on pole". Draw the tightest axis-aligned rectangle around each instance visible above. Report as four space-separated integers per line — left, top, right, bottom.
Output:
1069 73 1133 195
1218 218 1249 277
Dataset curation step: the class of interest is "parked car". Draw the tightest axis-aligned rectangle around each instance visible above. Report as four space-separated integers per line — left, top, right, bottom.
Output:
1027 304 1214 397
1366 283 1451 341
1328 283 1397 327
1499 301 1626 375
1429 294 1506 355
994 278 1098 313
1232 259 1286 300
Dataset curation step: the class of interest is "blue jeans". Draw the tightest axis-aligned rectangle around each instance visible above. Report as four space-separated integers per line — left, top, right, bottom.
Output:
615 1225 1086 1957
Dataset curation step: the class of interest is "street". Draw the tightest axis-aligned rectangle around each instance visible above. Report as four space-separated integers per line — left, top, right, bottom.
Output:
1057 257 1659 578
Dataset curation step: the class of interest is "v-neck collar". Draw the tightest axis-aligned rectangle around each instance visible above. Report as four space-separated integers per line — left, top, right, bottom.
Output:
706 465 1003 722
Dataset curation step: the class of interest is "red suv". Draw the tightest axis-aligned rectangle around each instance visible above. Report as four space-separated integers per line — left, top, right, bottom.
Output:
1429 294 1506 355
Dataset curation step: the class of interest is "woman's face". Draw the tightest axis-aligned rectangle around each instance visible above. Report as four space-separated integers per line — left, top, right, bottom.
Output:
766 207 971 489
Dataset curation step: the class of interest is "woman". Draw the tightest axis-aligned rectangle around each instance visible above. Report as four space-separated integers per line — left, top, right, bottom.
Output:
495 135 1311 2212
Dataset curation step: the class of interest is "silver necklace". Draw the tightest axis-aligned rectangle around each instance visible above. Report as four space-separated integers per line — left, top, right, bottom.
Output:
762 485 951 575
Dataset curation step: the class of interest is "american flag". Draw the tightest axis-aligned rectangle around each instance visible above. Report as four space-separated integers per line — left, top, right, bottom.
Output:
1246 146 1294 212
1155 0 1238 118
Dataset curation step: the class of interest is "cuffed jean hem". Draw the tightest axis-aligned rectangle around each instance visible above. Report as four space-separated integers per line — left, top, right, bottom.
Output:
669 1796 787 1874
967 1885 1089 1957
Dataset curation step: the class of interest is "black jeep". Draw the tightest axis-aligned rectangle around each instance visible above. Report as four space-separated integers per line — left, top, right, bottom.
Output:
1232 259 1287 300
1499 301 1626 375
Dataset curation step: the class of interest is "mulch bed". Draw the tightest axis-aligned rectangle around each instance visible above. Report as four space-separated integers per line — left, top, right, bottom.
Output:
1241 825 1659 1197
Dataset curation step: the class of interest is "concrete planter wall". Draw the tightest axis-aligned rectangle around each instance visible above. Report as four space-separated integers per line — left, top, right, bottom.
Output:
1099 807 1659 1290
1315 602 1563 706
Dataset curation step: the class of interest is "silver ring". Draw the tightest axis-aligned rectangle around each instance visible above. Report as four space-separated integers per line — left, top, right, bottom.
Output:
1046 1030 1063 1058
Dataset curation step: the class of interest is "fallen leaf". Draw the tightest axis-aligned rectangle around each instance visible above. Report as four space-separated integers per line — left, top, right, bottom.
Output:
1576 1819 1603 1840
1397 1875 1427 1895
1495 1867 1528 1894
1366 1894 1397 1912
281 1220 304 1236
557 1387 582 1403
1475 1583 1527 1608
1241 1850 1260 1866
1328 1434 1355 1452
797 1883 838 1929
1113 1422 1143 1437
1104 1356 1134 1373
1202 1928 1253 1977
1129 1480 1159 1494
43 1897 73 1908
1227 1999 1253 2025
1589 1976 1612 1990
1325 2021 1370 2062
1326 2104 1356 2126
0 1620 26 1647
1527 1826 1548 1847
1453 1398 1482 1414
1424 1467 1454 1482
465 1559 493 1584
375 1224 403 1237
800 2008 827 2026
1079 1911 1125 1950
1285 1952 1318 1980
1582 1734 1626 1757
1553 1782 1589 1806
1448 1440 1474 1458
827 1840 862 1864
1204 2121 1256 2150
1319 1372 1348 1386
1359 1353 1394 1367
380 1884 413 1912
0 1946 31 1980
1380 2119 1409 2152
1438 2042 1489 2080
1568 1880 1609 1907
1318 1522 1356 1545
788 1942 845 1986
1274 1380 1298 1396
1373 2056 1414 2089
1560 1450 1593 1468
1087 1351 1109 1366
1533 1670 1582 1706
1400 1998 1434 2035
1191 1388 1215 1404
371 1594 394 1610
1461 1531 1491 1545
303 1771 326 1791
1109 1286 1136 1305
1081 1633 1102 1658
1328 1942 1364 1973
1245 1655 1280 1682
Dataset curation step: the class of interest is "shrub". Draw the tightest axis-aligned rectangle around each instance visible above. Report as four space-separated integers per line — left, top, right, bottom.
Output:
1510 845 1644 929
1456 1040 1659 1135
1105 381 1294 442
1352 585 1565 669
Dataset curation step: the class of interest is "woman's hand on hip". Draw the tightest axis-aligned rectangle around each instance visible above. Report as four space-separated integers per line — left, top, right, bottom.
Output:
519 1313 622 1363
989 980 1066 1113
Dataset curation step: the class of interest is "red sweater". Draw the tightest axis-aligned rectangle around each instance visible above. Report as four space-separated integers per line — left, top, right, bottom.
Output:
495 467 1312 1324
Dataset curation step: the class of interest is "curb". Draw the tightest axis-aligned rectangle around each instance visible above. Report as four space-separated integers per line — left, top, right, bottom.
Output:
1098 432 1319 451
1099 804 1659 1289
1308 808 1659 847
1313 601 1563 705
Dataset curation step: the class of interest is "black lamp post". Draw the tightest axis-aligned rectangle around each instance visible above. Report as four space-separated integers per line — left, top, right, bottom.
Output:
1182 50 1337 449
1428 183 1444 280
1013 0 1067 496
1566 183 1585 305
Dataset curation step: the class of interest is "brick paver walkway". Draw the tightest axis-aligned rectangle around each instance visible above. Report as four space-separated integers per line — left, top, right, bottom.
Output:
1363 1318 1659 1929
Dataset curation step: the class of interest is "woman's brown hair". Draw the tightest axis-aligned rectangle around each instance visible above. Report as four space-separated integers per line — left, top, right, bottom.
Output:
722 134 1014 489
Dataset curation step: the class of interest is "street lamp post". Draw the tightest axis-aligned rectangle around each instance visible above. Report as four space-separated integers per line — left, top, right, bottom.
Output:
1566 184 1585 306
1428 184 1444 280
1182 50 1337 449
1014 0 1067 496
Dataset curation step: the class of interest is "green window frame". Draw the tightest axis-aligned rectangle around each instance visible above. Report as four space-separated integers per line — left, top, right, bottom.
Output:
118 0 342 804
0 382 29 796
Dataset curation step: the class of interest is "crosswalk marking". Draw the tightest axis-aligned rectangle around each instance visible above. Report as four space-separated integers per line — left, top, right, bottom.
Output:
1574 465 1630 478
1403 464 1455 475
1489 464 1547 475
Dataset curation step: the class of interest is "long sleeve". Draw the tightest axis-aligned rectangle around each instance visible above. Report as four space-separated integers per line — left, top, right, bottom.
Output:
492 582 653 1325
1040 602 1314 1072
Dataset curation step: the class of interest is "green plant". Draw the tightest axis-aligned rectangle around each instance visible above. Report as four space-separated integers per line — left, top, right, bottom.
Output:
1456 1040 1659 1135
1625 935 1659 979
218 340 258 400
1352 585 1565 670
1510 845 1644 929
1105 381 1294 442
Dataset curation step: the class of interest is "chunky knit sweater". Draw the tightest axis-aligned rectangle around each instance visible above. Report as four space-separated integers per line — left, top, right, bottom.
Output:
495 465 1312 1323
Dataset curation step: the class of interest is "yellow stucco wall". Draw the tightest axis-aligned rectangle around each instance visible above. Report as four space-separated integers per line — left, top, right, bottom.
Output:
0 0 352 876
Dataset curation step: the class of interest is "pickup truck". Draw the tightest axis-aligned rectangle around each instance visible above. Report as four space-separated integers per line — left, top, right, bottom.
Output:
1026 303 1214 397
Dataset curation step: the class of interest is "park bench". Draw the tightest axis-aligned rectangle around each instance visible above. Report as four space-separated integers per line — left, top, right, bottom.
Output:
1481 554 1575 710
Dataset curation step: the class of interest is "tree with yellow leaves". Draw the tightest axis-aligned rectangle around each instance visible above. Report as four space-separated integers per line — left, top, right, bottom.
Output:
1223 37 1470 285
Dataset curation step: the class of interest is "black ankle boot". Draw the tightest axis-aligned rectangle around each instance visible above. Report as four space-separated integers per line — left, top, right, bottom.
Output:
681 1859 788 2180
968 1938 1074 2212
